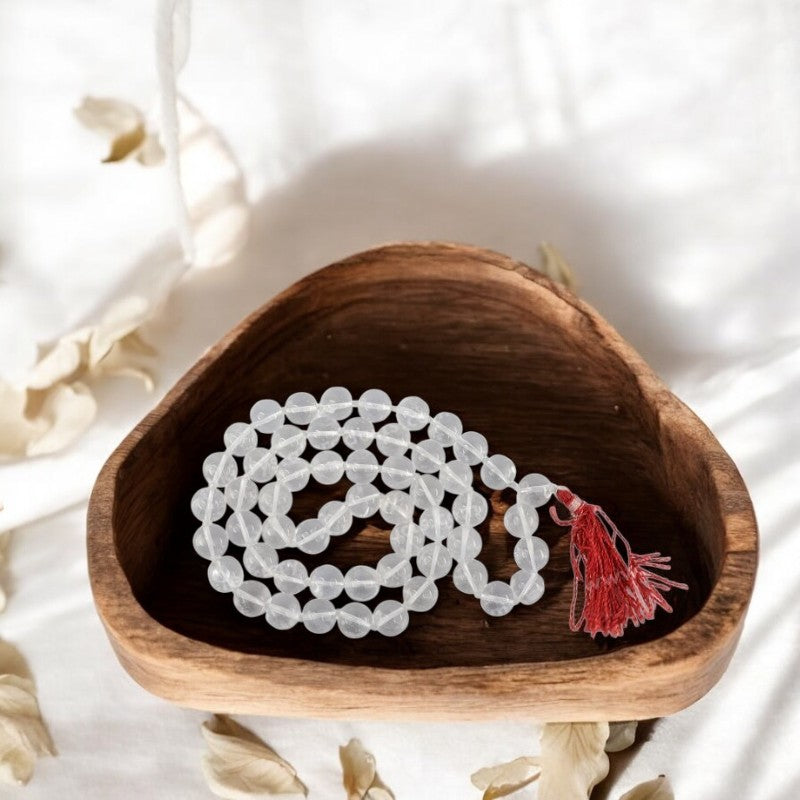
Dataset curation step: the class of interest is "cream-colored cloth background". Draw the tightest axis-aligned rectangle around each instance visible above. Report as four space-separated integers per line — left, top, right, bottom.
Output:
1 1 798 797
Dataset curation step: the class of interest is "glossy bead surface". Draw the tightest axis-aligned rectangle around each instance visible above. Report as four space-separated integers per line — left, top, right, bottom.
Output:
233 580 270 616
307 415 341 450
416 542 452 579
266 593 301 630
258 482 292 516
345 449 380 484
438 460 472 494
310 451 345 485
402 576 438 612
453 559 488 597
375 422 411 456
225 510 262 546
193 524 227 559
410 474 444 509
224 476 258 511
261 515 295 548
295 519 329 555
395 395 429 431
480 581 515 616
302 598 337 633
243 448 278 483
390 522 425 558
345 484 382 518
319 386 353 420
428 411 462 446
504 503 540 538
275 457 311 492
341 417 374 450
272 424 306 458
510 569 545 605
381 455 414 490
453 430 488 465
338 602 372 638
208 556 244 592
373 600 409 637
285 391 318 425
250 398 284 433
358 388 392 422
224 422 257 456
318 500 353 536
517 473 555 507
411 439 445 473
202 451 237 486
272 559 308 594
452 490 488 527
419 507 453 541
191 487 226 522
480 454 516 490
513 536 550 571
243 543 279 578
376 553 412 588
379 490 414 524
344 565 380 601
308 564 344 600
446 526 482 562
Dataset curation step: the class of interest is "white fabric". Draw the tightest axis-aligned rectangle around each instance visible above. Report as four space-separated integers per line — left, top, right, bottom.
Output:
1 1 798 797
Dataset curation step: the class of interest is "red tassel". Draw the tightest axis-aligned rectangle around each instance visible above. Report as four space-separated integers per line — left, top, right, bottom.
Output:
549 487 688 638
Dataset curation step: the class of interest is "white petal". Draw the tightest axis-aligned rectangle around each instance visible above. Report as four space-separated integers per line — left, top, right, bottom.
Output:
538 722 609 800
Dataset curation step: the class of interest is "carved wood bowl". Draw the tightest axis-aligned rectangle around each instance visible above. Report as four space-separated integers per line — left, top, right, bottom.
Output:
87 242 757 721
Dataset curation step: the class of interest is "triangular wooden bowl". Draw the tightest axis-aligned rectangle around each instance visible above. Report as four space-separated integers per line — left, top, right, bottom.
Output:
87 242 757 721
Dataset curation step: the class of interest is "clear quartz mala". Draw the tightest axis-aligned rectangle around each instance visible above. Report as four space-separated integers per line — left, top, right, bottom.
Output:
191 387 555 639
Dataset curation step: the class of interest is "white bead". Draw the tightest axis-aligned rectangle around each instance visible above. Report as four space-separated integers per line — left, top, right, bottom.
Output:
358 388 392 422
202 451 237 486
295 519 329 555
272 424 306 458
233 580 270 616
193 524 227 560
261 515 295 548
319 500 353 536
480 581 515 616
266 593 301 630
517 473 556 508
375 422 411 456
410 474 444 510
411 439 446 473
452 490 489 526
225 476 258 511
224 422 257 456
453 559 488 597
345 449 380 484
191 487 226 522
338 602 372 638
419 507 454 541
428 411 462 446
438 460 473 494
376 553 412 588
208 556 244 592
403 576 438 612
307 415 341 450
504 503 540 538
480 454 516 490
302 598 338 633
243 543 279 578
416 542 452 579
285 391 318 424
258 482 293 516
250 398 284 433
379 490 414 524
510 570 545 605
345 484 382 518
308 564 344 600
446 526 482 562
276 457 311 492
453 431 488 466
273 559 308 595
319 386 353 420
381 455 414 490
373 600 409 637
513 536 550 571
344 565 380 601
243 448 278 483
225 510 261 546
390 522 425 558
396 395 429 430
311 451 345 485
341 417 375 450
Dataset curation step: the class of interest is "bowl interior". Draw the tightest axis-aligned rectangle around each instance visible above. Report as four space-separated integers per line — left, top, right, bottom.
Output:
113 250 714 668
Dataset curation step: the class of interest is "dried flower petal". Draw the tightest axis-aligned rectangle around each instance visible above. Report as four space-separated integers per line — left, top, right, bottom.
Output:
201 714 307 798
618 775 673 800
538 722 609 800
539 242 577 291
26 329 91 391
0 533 9 613
471 755 541 799
25 382 96 457
339 738 395 800
88 296 152 367
605 721 638 753
0 383 45 459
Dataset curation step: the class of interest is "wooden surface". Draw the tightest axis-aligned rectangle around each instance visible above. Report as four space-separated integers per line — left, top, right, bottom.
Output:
86 242 758 721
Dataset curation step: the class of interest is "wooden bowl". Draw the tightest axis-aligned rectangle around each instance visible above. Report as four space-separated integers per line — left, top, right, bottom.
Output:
87 242 757 721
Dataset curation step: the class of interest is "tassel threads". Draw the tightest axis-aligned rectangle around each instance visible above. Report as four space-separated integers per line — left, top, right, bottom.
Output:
549 487 688 638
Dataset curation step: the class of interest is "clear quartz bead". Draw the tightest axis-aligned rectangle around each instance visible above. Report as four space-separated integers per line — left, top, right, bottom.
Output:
453 431 488 466
411 439 446 473
202 451 237 487
376 553 412 588
510 570 545 605
302 598 337 633
428 411 463 446
390 522 425 558
453 559 488 597
295 519 329 555
452 490 489 526
346 484 382 518
224 422 257 456
307 415 341 450
381 455 414 490
513 536 550 571
261 515 295 548
193 524 227 559
208 556 244 592
285 391 318 424
341 417 375 450
504 503 540 538
225 476 259 511
233 580 271 617
273 559 308 594
226 510 262 546
438 460 473 495
258 482 293 516
419 507 454 541
517 473 556 508
345 449 380 484
344 565 380 601
338 602 373 638
410 474 444 510
266 593 301 630
402 576 438 612
379 490 414 524
446 526 483 562
375 422 411 456
373 599 409 637
480 581 515 616
276 457 311 491
358 388 392 422
311 451 345 485
191 488 226 522
480 454 516 490
244 448 278 483
319 386 353 421
308 564 344 600
250 398 284 433
319 500 353 536
243 543 279 578
416 542 452 579
272 424 306 458
395 395 429 431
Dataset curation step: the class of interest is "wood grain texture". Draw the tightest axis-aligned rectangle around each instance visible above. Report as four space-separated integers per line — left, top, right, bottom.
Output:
86 242 758 721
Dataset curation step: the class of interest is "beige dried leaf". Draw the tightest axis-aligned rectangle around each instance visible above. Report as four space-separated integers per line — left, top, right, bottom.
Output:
339 738 395 800
89 296 152 367
201 714 307 799
0 532 9 613
538 722 609 800
25 382 96 457
471 756 541 799
26 329 92 390
0 382 46 459
605 721 638 753
618 775 673 800
0 673 54 785
539 242 577 291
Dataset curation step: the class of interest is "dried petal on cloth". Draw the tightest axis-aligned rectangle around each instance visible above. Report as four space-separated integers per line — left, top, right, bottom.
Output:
339 738 395 800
